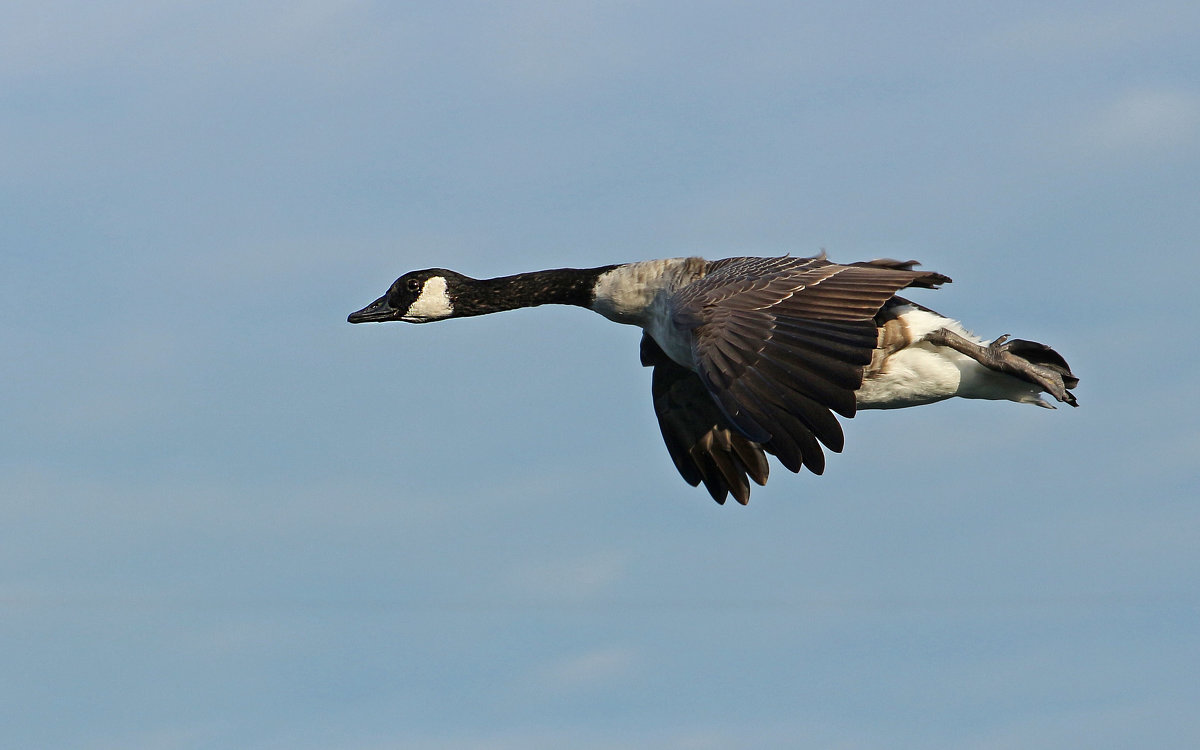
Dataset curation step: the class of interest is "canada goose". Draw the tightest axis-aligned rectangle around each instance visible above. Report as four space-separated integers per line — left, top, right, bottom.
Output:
349 254 1078 504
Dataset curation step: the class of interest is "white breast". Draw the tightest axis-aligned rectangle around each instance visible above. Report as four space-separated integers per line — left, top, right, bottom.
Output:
592 259 696 323
591 258 706 369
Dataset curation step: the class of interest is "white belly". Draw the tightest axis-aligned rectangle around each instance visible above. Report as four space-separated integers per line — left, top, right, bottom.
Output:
855 343 967 408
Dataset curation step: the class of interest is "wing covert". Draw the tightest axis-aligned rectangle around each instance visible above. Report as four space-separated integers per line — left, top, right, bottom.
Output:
674 255 950 477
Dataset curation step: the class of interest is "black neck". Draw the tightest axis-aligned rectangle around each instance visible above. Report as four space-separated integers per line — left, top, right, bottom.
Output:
452 266 617 317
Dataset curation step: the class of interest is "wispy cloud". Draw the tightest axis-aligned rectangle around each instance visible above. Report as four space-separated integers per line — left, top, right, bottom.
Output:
982 6 1198 60
0 1 377 80
503 549 631 600
1078 87 1200 156
530 645 637 692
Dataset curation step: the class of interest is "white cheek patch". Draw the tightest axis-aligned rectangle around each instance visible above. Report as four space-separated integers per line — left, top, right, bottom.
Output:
404 276 454 321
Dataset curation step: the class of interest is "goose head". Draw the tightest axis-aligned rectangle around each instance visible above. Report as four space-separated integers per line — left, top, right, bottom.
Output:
348 269 469 324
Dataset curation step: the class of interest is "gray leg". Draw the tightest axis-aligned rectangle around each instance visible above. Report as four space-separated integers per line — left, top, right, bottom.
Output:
925 329 1079 407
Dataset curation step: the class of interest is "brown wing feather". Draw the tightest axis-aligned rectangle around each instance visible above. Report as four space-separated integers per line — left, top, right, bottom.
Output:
641 335 768 505
674 255 950 483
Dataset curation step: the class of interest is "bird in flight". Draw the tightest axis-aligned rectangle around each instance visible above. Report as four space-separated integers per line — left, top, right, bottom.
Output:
349 254 1078 504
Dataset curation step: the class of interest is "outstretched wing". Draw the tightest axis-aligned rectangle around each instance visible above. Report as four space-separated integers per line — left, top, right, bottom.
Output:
667 255 950 487
641 334 769 505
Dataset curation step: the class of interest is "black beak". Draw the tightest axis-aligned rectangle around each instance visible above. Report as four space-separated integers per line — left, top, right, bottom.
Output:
348 295 395 323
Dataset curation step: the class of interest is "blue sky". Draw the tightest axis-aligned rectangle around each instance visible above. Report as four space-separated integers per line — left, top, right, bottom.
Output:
3 2 1198 748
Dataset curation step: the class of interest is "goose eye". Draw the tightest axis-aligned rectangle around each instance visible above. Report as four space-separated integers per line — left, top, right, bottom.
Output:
406 278 422 293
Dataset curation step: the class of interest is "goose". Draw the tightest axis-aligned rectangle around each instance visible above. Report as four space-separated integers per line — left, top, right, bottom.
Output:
348 254 1078 504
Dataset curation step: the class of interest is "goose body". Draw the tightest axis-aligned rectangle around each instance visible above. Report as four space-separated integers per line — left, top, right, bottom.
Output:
349 254 1078 504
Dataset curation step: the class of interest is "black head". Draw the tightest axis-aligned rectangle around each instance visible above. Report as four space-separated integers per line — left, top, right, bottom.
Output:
348 269 468 324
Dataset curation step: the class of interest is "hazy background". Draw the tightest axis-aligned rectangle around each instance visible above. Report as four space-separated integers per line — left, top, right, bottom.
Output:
3 2 1198 748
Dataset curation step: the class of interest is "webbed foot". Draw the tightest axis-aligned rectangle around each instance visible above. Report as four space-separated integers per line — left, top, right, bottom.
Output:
925 329 1079 407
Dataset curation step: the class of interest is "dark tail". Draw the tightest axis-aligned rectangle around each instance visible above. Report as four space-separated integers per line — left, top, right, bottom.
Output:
1005 339 1080 391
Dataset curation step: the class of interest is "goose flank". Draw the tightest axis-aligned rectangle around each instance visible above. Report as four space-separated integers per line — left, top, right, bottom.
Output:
349 254 1078 504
